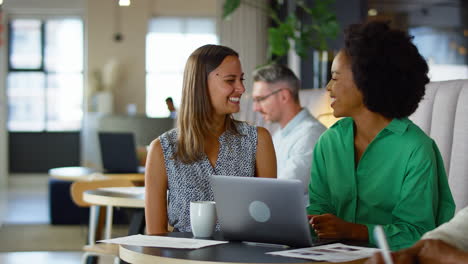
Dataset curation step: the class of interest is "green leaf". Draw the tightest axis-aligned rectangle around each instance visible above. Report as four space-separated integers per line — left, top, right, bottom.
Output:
222 0 241 20
295 37 309 58
321 20 340 37
268 27 289 57
268 6 281 24
278 17 295 36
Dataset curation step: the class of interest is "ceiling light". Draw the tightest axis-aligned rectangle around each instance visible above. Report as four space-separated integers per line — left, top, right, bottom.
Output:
368 9 378 16
0 0 3 5
119 0 131 6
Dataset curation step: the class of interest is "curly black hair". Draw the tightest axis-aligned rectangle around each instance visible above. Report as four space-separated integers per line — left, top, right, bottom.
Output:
344 21 429 118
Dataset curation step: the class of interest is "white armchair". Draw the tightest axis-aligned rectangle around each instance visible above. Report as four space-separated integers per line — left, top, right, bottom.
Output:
410 79 468 212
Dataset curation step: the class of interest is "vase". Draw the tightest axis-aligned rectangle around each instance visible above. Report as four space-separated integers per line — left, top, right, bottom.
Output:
92 91 113 114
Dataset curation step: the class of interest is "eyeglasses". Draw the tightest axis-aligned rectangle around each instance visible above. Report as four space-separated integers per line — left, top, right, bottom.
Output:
252 88 284 103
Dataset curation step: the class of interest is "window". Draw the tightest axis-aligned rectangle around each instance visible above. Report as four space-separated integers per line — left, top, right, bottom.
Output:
410 27 468 81
146 17 218 117
7 18 84 131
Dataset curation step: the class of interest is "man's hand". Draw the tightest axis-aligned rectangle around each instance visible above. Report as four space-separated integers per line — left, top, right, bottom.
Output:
418 239 468 264
365 251 416 264
365 239 468 264
365 236 424 264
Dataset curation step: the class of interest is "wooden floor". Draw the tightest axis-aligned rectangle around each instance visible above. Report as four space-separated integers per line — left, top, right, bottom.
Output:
0 251 83 264
1 174 49 224
0 174 115 264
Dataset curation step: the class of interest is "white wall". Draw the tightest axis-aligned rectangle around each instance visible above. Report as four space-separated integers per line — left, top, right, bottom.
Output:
86 0 217 115
3 0 84 13
152 0 217 16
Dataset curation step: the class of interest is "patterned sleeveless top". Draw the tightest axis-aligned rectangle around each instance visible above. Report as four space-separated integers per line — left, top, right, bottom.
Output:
159 122 258 232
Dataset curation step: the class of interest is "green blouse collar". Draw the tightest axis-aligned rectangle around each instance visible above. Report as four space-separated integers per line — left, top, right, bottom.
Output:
335 117 411 136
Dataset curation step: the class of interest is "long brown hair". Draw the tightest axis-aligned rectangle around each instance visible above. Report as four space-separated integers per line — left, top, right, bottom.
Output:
176 44 240 163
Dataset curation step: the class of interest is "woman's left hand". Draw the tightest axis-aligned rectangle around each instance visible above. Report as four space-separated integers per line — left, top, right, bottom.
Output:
309 213 368 240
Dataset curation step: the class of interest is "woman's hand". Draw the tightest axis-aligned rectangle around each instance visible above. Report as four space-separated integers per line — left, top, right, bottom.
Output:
308 213 368 240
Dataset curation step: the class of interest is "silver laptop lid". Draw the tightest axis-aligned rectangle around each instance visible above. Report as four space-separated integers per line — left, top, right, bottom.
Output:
211 175 314 248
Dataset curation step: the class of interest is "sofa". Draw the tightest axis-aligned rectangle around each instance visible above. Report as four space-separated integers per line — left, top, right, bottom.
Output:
409 80 468 212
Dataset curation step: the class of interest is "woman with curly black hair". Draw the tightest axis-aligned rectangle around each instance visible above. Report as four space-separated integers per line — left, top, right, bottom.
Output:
307 21 455 250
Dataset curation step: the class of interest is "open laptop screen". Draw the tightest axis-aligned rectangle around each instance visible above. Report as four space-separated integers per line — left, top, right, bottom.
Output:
98 132 140 173
211 175 319 248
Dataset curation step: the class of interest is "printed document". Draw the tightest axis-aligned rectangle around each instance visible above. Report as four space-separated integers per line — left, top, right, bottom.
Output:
99 234 228 249
267 243 379 262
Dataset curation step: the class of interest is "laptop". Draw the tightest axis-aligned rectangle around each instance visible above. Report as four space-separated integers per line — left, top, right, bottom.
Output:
98 132 145 173
211 175 336 248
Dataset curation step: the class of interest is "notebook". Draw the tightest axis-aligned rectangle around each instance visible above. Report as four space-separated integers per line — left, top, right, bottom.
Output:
210 175 336 248
98 132 144 174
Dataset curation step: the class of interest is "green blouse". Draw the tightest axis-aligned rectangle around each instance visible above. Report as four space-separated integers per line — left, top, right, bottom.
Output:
307 117 455 250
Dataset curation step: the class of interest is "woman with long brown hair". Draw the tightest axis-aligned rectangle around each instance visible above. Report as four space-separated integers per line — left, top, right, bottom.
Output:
145 44 277 234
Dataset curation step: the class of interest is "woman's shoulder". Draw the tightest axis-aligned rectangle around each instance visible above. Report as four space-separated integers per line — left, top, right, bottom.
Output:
234 121 258 137
329 117 352 129
159 128 178 149
235 121 255 131
317 117 351 141
397 118 434 147
255 126 272 143
159 128 178 141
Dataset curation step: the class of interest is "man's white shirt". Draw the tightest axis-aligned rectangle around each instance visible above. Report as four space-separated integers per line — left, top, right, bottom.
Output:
272 108 326 206
422 206 468 251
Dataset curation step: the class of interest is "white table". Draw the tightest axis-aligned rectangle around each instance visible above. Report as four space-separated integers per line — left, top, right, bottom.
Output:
83 187 145 243
119 232 369 264
49 166 145 182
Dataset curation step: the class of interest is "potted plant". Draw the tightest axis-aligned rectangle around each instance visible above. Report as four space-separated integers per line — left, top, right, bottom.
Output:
223 0 339 87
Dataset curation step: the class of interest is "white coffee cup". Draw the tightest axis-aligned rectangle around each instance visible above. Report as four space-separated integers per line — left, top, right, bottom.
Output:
190 201 217 238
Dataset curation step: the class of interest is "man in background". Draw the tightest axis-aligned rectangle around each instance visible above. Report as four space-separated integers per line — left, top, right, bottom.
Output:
252 64 326 205
165 97 177 119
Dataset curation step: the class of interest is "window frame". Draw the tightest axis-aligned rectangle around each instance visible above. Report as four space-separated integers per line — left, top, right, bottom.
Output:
6 15 84 132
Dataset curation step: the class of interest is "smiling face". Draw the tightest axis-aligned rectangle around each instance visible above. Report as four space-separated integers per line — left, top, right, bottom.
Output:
207 55 245 116
252 81 283 123
328 51 366 118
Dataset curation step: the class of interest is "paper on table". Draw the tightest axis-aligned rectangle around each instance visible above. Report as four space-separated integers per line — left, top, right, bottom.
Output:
99 234 228 249
98 187 145 195
267 243 379 263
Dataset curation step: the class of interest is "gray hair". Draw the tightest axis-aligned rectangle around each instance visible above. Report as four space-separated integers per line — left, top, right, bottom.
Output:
252 64 300 102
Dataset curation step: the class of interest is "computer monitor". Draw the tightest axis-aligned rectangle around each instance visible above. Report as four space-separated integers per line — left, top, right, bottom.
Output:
98 132 142 173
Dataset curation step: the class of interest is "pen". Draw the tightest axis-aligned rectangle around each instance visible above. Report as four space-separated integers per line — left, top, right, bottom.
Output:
373 225 394 264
